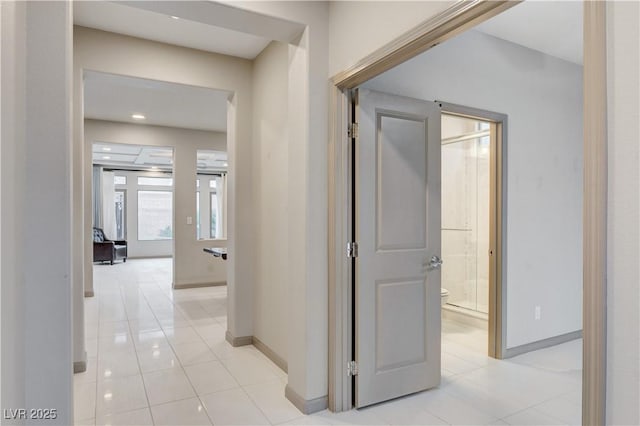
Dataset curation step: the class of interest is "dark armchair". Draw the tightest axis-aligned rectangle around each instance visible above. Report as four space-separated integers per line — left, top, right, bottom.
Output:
93 227 127 265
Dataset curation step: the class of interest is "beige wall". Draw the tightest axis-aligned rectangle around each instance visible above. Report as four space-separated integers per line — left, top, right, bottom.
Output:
328 1 452 76
1 0 27 417
606 1 640 424
227 1 331 403
251 41 290 365
0 2 74 423
84 119 228 286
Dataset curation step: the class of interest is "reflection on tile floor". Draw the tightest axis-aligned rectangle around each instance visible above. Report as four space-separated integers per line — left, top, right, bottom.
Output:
75 258 582 425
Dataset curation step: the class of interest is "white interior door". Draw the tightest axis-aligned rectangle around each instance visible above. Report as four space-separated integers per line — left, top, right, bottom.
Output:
354 88 441 408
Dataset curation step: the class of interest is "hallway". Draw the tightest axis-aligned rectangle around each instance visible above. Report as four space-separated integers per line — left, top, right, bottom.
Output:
76 258 295 425
75 259 582 425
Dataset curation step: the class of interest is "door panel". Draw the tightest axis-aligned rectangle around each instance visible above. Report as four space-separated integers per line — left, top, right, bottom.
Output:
375 279 426 371
355 89 441 408
377 114 427 250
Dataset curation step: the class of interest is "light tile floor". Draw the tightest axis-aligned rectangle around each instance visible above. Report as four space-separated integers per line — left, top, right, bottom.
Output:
75 258 582 425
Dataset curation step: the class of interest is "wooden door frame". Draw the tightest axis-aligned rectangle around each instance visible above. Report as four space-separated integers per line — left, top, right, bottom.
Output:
327 1 607 424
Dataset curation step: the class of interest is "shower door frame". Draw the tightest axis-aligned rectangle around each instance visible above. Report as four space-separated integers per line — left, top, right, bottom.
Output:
439 102 507 359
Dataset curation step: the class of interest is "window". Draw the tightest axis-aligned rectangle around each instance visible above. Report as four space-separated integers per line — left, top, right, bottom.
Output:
114 175 127 185
137 176 173 186
115 190 126 240
195 173 225 240
477 121 490 131
210 193 218 238
196 192 201 240
137 190 173 240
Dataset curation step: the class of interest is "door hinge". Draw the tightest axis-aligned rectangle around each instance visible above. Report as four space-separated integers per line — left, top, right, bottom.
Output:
348 122 359 139
347 360 358 376
346 241 359 258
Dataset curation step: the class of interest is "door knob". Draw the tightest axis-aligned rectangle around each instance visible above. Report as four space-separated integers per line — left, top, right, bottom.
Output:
426 255 443 271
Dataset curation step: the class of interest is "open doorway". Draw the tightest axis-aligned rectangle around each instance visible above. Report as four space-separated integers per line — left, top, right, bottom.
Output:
332 1 585 421
441 114 492 320
84 70 230 290
441 112 493 358
438 103 508 361
441 114 491 319
72 7 303 421
92 143 175 263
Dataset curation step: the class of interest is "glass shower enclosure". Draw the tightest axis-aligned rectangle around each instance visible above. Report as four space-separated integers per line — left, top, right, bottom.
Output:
441 114 491 316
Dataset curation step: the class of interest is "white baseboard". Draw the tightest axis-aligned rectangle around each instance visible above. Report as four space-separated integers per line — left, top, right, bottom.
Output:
503 329 583 358
252 336 287 373
285 385 328 414
225 331 252 347
173 281 226 290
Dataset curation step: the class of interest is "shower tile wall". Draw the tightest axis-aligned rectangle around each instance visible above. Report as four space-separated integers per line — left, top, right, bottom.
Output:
441 115 490 314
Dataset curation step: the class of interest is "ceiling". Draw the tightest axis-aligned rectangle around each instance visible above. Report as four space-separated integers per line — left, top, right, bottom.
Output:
77 0 305 132
93 142 227 173
75 1 583 67
74 1 272 59
84 71 230 132
80 1 582 134
475 1 583 65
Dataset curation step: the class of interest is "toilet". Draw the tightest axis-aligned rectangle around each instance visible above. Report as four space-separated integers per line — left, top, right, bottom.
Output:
441 288 450 306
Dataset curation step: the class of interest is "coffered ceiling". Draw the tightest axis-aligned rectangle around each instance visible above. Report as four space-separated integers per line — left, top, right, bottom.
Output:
93 142 227 173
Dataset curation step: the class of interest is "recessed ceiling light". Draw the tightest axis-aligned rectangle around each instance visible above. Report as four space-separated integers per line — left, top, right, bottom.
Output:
170 15 179 19
223 162 228 167
132 114 146 120
102 147 111 152
151 166 159 170
102 156 111 160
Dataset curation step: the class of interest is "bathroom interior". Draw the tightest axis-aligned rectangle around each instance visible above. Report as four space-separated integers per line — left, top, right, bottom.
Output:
441 113 491 354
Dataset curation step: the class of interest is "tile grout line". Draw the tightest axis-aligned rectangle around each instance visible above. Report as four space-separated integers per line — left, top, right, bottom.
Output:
527 393 582 425
85 259 582 426
85 274 110 424
120 274 155 424
239 379 288 426
139 274 174 426
169 275 282 424
142 270 217 426
171 280 280 425
180 306 243 425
